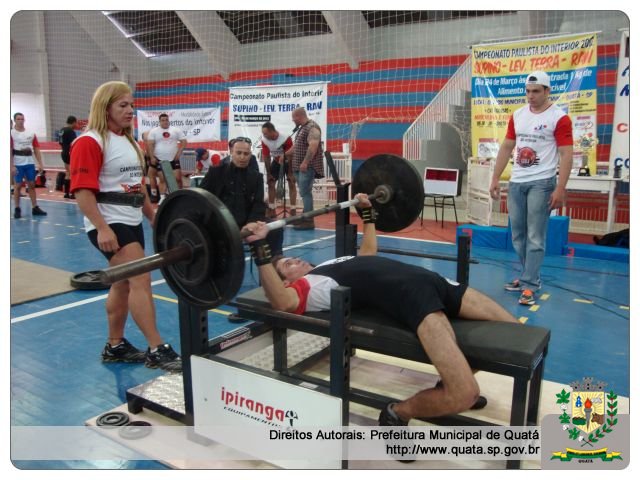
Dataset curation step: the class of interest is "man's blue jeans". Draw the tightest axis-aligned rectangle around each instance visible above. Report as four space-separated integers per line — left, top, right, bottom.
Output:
294 169 315 213
507 176 556 290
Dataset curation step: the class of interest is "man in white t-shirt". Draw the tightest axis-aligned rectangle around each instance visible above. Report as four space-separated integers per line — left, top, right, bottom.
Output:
146 113 187 198
10 112 47 218
490 71 573 305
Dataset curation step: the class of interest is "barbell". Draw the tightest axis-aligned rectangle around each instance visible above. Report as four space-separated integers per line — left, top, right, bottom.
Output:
85 154 424 308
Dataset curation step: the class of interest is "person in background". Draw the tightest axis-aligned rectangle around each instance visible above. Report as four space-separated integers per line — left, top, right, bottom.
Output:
11 112 47 218
59 115 79 199
146 113 187 201
286 107 324 230
70 81 181 372
200 137 283 257
489 71 573 306
261 121 297 218
195 147 221 176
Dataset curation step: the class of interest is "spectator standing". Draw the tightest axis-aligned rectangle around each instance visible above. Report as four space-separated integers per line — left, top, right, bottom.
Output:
70 81 181 371
11 112 47 218
59 115 79 199
146 113 187 199
261 121 296 218
287 107 324 230
489 71 573 306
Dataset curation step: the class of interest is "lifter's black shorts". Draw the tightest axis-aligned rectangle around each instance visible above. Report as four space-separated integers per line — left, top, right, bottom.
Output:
152 157 181 170
87 223 145 261
311 256 468 332
61 151 71 164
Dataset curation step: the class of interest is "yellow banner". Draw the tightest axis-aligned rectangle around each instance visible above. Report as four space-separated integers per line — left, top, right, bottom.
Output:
471 33 598 176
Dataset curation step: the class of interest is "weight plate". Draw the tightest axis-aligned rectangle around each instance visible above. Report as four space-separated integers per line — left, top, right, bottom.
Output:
118 421 152 440
154 188 245 309
70 270 110 290
352 154 424 232
96 411 130 428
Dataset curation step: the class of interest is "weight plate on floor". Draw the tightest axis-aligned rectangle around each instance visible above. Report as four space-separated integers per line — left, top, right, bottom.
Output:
118 421 152 440
70 270 110 290
96 411 130 428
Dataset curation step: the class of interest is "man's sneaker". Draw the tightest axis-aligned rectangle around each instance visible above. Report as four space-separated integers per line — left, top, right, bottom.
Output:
14 207 21 219
435 380 487 410
378 403 415 463
519 289 536 306
101 338 146 363
504 279 522 291
145 344 182 372
32 206 47 216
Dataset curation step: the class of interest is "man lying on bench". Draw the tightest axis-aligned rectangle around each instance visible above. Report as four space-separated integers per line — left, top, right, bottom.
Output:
241 193 520 428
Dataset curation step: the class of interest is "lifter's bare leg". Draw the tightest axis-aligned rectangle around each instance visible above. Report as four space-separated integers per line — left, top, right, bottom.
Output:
392 311 479 421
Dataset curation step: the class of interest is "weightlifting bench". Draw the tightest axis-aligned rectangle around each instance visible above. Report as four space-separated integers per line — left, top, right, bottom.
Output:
235 287 550 469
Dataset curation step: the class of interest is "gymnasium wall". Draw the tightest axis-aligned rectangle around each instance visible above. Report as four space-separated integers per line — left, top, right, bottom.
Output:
9 10 629 166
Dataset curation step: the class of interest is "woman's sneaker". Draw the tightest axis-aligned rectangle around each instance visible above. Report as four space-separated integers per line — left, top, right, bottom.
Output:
101 338 146 363
519 289 536 306
504 279 522 291
145 344 182 372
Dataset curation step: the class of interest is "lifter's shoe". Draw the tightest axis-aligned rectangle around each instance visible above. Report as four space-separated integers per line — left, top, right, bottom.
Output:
32 205 47 216
435 380 487 410
14 207 21 219
101 338 146 363
145 343 182 372
378 402 415 463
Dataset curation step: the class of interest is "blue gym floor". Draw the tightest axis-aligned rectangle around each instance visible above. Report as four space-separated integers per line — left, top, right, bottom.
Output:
9 198 630 469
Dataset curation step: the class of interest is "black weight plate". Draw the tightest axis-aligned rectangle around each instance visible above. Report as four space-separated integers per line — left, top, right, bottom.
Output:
164 218 211 287
154 188 245 309
70 270 110 290
351 154 424 232
118 421 152 440
96 411 130 428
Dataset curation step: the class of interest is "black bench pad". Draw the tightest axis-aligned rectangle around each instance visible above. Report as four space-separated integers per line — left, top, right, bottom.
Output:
236 288 550 379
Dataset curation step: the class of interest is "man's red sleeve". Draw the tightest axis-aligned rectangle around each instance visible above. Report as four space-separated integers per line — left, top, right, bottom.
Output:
261 142 270 159
505 116 516 140
70 136 103 193
32 134 41 148
555 115 574 146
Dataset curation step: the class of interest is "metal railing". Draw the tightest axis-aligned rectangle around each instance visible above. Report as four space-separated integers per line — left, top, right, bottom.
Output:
403 56 472 161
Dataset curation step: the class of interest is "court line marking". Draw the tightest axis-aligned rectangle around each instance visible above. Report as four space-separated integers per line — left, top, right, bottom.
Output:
152 294 231 316
574 299 594 304
10 235 335 324
620 305 629 310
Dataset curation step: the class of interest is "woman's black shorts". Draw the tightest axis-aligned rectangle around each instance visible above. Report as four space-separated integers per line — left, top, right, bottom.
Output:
87 223 145 261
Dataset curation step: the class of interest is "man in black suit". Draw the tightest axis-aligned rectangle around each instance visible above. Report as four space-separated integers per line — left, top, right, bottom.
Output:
200 137 283 257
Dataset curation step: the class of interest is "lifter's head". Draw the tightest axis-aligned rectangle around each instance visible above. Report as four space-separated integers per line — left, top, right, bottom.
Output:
274 256 314 284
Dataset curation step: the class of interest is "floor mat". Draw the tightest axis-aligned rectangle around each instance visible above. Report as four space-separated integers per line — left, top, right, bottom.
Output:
10 258 76 305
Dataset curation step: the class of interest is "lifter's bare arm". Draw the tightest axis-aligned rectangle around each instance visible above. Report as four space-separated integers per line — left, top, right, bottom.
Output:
242 221 300 312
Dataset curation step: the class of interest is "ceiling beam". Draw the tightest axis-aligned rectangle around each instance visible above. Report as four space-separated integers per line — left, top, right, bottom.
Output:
176 11 240 80
69 11 148 81
322 11 371 69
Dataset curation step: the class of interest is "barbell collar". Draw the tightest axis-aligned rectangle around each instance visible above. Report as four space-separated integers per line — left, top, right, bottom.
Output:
97 244 193 285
